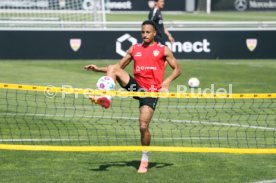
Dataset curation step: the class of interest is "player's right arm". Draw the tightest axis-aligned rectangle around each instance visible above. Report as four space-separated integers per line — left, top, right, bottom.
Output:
117 46 133 69
84 46 133 72
84 64 107 72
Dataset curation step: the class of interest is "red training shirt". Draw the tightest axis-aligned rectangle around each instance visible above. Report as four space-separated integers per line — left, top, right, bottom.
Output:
132 42 165 91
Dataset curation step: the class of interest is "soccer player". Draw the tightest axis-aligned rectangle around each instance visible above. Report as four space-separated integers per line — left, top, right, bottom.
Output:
148 0 174 45
84 20 181 173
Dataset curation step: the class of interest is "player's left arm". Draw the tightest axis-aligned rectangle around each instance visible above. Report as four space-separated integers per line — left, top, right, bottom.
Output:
161 47 181 90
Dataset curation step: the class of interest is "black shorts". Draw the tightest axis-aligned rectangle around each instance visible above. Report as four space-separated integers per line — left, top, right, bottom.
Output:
123 75 158 110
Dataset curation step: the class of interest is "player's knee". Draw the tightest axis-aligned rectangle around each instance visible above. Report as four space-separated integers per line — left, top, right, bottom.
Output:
107 64 119 74
140 123 148 133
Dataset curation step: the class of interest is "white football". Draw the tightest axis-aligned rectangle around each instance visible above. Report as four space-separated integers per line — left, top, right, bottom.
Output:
96 76 115 90
188 77 200 88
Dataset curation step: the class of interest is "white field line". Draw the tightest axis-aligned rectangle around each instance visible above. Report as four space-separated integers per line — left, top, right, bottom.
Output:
3 104 272 110
3 105 262 109
0 139 83 142
164 106 269 109
251 179 276 183
0 112 138 120
1 112 275 131
162 119 276 131
195 14 276 20
0 137 253 142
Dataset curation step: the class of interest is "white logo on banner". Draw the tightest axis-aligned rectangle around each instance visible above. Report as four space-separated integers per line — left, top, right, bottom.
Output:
234 0 248 11
59 0 65 8
70 39 82 52
166 39 211 53
116 34 137 56
246 38 258 52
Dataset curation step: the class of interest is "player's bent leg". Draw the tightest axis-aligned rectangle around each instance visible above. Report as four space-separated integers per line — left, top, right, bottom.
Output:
106 64 130 87
91 65 130 109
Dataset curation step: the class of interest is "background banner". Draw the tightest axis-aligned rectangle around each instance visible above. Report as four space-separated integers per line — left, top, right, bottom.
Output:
0 0 185 11
1 30 275 59
212 0 276 11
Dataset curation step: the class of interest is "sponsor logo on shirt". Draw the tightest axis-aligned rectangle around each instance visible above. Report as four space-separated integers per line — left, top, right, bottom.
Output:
134 52 142 57
136 66 157 72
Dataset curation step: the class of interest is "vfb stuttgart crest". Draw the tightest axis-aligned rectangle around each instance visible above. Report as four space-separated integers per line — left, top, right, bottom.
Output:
246 39 257 52
70 39 82 52
153 50 160 57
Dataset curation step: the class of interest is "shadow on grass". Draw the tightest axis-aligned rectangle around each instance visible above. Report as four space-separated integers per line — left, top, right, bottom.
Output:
90 160 173 171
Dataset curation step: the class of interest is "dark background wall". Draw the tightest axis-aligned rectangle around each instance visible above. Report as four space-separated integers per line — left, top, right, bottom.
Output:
0 30 275 59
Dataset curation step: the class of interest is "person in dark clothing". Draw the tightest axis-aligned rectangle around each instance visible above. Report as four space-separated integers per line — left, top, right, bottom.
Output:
148 0 175 45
